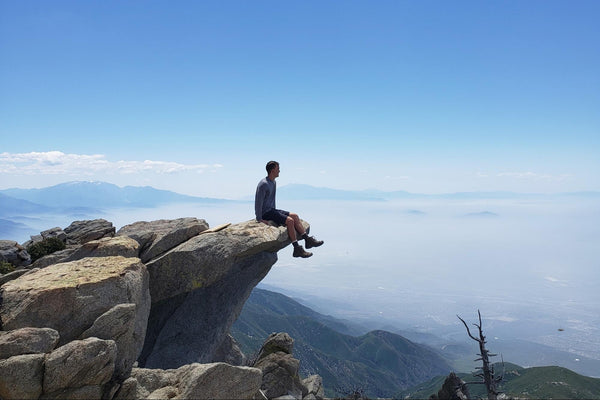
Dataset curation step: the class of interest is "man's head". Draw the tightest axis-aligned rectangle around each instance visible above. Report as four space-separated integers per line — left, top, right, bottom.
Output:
266 161 279 173
266 161 280 179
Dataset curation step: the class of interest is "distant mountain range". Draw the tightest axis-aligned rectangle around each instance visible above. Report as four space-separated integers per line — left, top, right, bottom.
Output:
0 193 54 217
2 180 598 242
232 288 453 398
277 184 600 201
0 181 228 213
0 181 234 241
3 181 598 213
0 218 31 238
233 288 600 399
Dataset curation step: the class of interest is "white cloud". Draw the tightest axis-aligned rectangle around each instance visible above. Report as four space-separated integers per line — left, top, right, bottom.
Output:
0 151 222 176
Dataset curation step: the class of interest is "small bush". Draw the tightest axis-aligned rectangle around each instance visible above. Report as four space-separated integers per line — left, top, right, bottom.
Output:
26 237 66 262
0 261 16 274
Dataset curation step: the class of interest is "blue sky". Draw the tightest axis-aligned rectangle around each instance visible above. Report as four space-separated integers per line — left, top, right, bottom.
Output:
1 0 598 198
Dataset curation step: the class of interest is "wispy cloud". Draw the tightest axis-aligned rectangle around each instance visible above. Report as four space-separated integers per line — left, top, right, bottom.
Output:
384 175 410 181
487 315 517 323
497 171 571 181
0 151 222 175
545 276 569 287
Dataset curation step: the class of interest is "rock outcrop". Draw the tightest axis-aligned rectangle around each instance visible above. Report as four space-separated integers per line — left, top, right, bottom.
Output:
430 372 471 400
303 375 325 400
117 217 209 263
0 240 31 267
0 217 318 399
253 333 324 400
0 353 45 399
0 269 30 286
139 219 307 369
0 255 151 390
213 333 246 365
43 337 117 398
29 248 76 269
116 362 262 399
64 218 116 245
65 236 140 261
0 256 150 349
40 227 68 242
0 327 59 358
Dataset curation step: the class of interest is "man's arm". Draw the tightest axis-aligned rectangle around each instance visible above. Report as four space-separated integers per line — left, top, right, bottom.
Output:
255 181 265 221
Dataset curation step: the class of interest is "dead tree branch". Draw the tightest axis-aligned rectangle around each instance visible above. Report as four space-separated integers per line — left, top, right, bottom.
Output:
457 310 503 400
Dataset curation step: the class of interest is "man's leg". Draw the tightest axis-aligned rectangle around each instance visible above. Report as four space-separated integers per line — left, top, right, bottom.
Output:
289 213 305 236
286 215 312 258
289 212 324 249
285 216 298 242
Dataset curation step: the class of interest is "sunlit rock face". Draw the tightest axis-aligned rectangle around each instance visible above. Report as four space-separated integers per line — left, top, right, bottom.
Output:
138 219 306 369
0 217 308 399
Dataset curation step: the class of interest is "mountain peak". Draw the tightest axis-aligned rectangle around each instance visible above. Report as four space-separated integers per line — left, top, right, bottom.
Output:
0 181 227 210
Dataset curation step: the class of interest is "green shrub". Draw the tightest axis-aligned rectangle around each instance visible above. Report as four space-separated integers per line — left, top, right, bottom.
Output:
26 237 66 262
0 261 16 274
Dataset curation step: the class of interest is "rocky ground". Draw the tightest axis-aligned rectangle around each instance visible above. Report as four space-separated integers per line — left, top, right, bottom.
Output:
0 217 323 400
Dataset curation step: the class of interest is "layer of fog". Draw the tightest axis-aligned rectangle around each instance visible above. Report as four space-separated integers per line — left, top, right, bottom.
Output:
266 197 600 363
9 196 600 365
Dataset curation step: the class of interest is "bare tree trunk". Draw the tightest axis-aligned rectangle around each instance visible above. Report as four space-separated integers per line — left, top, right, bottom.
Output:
457 310 502 400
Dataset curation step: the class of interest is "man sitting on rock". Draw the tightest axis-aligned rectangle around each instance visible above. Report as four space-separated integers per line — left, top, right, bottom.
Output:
255 161 323 258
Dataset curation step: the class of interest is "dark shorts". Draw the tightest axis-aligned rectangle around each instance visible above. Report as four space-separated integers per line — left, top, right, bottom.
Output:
262 209 290 225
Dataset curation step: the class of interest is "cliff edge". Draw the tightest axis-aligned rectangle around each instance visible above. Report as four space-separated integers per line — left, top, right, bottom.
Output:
0 217 321 400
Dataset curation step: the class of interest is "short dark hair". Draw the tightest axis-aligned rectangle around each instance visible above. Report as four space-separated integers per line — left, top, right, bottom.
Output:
266 161 279 173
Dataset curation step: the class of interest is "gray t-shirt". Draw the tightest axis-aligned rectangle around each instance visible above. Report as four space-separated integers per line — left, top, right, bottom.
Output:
255 177 276 221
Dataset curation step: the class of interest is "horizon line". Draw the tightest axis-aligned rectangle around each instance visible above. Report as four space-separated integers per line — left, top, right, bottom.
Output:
1 180 598 200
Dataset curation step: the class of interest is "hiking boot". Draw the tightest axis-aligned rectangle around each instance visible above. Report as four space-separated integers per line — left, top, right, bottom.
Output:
304 235 324 249
293 245 313 258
